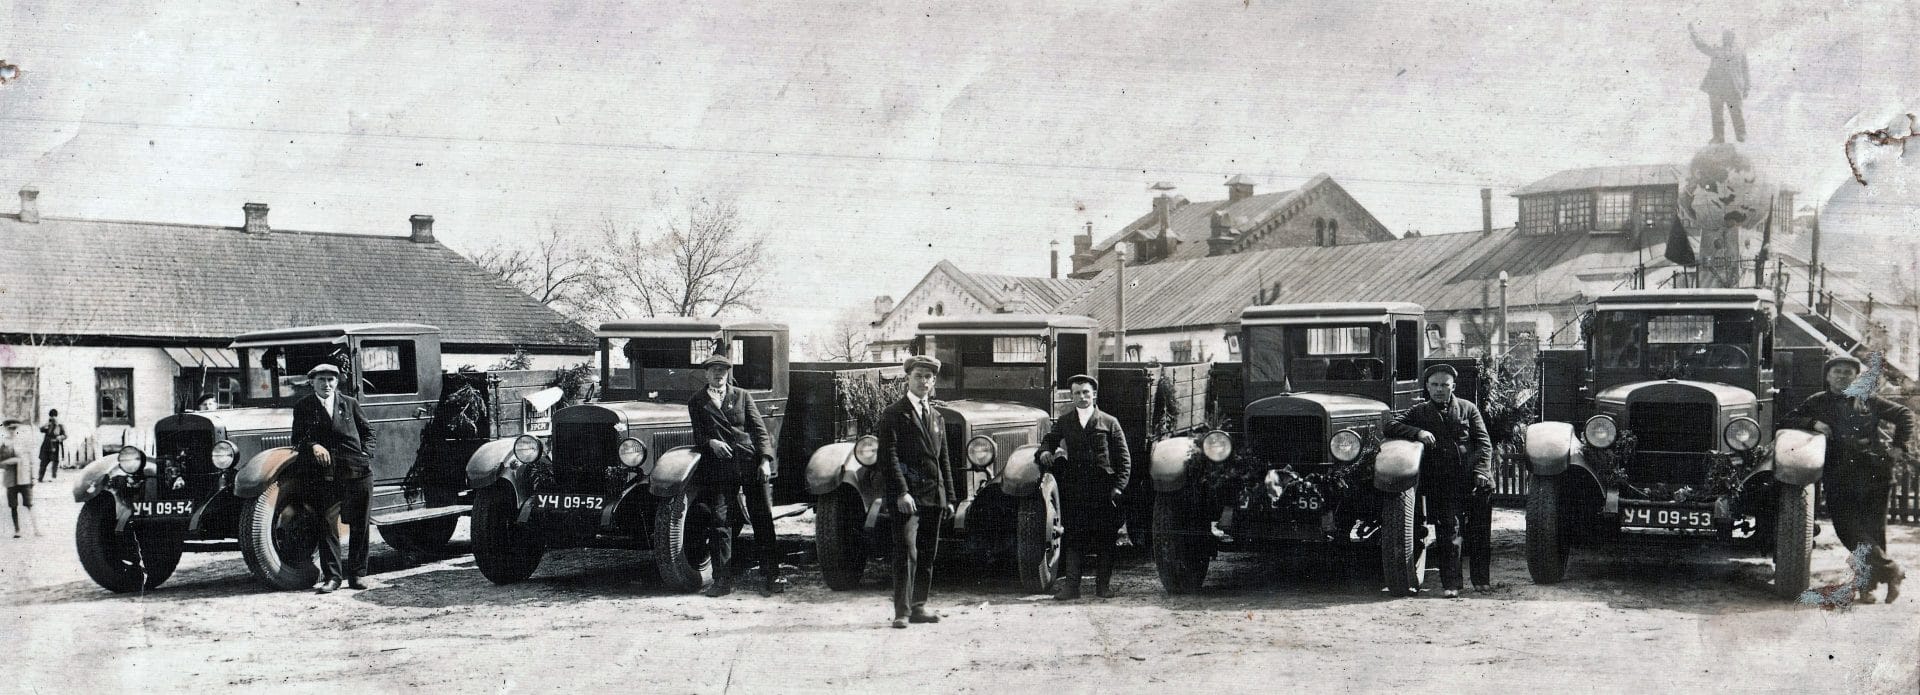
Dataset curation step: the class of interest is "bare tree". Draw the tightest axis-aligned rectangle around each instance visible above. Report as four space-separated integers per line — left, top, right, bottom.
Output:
809 308 873 362
471 221 609 323
600 197 768 318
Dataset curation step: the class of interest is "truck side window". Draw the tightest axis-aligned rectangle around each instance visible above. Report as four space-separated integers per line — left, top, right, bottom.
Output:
1394 320 1420 380
733 335 775 391
1055 333 1088 388
359 340 420 395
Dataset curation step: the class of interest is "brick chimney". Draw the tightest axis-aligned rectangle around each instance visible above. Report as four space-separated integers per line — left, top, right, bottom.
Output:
1049 239 1061 279
1481 188 1493 236
243 203 270 234
873 295 895 317
1208 210 1239 256
1225 174 1255 204
17 187 38 224
1149 181 1178 230
409 214 435 244
1069 222 1095 275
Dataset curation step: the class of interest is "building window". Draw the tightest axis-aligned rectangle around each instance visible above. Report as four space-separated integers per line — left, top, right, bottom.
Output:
1556 192 1592 233
1520 197 1555 235
1312 218 1325 246
1169 340 1194 362
96 368 133 426
1 368 37 422
1595 190 1633 232
1635 188 1676 231
1326 219 1338 246
1225 333 1241 359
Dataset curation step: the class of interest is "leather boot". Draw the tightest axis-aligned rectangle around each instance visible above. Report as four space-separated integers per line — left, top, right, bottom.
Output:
1053 550 1082 600
1094 553 1116 598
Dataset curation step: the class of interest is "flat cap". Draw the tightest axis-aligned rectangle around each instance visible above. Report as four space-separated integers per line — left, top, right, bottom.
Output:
700 353 734 368
1421 363 1459 380
306 363 343 379
902 354 942 375
1067 373 1099 389
1823 355 1864 374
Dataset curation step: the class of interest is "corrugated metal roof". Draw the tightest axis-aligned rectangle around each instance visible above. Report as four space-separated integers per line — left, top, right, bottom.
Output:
1512 164 1682 196
0 215 594 349
1090 186 1304 255
963 272 1089 313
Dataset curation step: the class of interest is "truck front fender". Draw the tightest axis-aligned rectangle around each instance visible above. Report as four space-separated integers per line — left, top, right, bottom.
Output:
233 447 299 499
998 444 1044 497
1770 429 1826 486
648 446 700 498
465 437 522 491
70 455 122 503
1150 437 1197 492
1373 439 1422 493
1525 422 1585 477
805 441 860 496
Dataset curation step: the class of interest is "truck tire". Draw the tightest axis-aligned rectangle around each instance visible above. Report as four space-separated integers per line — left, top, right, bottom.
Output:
74 495 184 593
471 483 542 584
381 516 459 559
1771 482 1815 600
1526 473 1570 584
1016 473 1064 594
1379 487 1418 596
238 478 323 591
1152 492 1210 594
651 486 714 592
814 486 868 590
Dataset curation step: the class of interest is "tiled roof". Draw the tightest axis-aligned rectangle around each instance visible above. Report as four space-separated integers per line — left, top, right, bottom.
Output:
1088 174 1394 263
1513 164 1682 197
1055 228 1659 332
0 214 593 350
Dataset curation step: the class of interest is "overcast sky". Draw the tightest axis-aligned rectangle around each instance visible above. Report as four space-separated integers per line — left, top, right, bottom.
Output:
3 1 1915 345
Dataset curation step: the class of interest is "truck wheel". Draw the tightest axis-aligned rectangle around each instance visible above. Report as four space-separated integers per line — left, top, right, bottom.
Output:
814 486 868 590
1152 492 1211 594
1379 487 1418 596
1526 473 1570 584
1771 482 1815 600
381 516 459 559
238 478 323 591
74 496 185 592
1016 473 1064 594
651 486 714 592
472 484 543 584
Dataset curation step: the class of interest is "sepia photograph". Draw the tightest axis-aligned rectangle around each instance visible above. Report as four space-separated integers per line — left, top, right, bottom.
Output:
2 1 1918 692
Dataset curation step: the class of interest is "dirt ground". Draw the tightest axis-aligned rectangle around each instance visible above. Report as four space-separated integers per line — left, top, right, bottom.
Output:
3 489 1917 694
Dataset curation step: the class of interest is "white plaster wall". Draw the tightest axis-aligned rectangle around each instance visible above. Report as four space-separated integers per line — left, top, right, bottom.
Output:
444 353 593 372
0 344 178 456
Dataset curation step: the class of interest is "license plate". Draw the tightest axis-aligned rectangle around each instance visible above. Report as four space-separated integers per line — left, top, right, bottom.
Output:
131 500 195 517
1620 504 1713 530
531 493 605 512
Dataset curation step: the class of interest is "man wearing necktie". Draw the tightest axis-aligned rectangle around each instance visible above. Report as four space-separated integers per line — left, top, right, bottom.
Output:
1037 374 1131 600
1385 363 1492 598
1779 355 1914 603
290 363 378 593
877 355 954 628
686 351 777 597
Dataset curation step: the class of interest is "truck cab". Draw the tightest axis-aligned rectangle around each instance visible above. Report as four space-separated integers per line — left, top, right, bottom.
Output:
465 318 788 591
1149 303 1429 594
1523 289 1819 599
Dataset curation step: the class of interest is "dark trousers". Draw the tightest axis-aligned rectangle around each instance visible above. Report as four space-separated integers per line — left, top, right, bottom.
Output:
7 485 31 531
316 475 372 580
740 473 780 576
1421 470 1484 591
1826 465 1900 582
1060 476 1121 555
1710 93 1747 143
891 508 940 618
37 452 58 481
689 482 737 582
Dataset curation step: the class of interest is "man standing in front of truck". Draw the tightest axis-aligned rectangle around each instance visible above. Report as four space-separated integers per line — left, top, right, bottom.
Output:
878 355 954 628
687 351 778 598
1780 355 1913 603
1386 363 1493 598
1039 374 1132 600
292 363 378 593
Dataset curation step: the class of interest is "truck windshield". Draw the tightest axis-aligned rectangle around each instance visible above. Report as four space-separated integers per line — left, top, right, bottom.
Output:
923 334 1048 392
604 336 774 397
1593 310 1755 370
1245 324 1387 384
241 343 346 404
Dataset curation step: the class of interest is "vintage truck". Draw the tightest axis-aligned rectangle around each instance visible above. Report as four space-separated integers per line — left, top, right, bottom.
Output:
1149 303 1433 594
71 323 562 592
806 314 1208 593
1523 289 1827 599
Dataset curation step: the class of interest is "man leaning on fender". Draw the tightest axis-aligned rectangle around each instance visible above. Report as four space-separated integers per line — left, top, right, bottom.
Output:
1780 355 1914 604
878 355 955 629
1385 363 1492 598
1037 373 1130 600
292 363 378 593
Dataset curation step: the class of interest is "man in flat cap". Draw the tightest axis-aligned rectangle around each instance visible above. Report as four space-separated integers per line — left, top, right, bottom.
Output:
878 354 954 628
1781 355 1914 603
291 362 377 593
1385 363 1492 598
686 349 777 597
1037 373 1131 599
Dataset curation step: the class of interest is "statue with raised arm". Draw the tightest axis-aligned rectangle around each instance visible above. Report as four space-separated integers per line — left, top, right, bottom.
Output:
1689 22 1751 143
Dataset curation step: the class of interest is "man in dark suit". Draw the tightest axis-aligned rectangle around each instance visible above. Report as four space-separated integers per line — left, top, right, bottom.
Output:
1038 374 1131 600
686 351 777 597
291 363 378 593
1780 355 1914 603
1385 363 1492 598
878 355 954 628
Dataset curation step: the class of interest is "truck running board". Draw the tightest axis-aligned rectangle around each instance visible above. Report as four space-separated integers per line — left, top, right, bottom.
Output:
372 504 472 526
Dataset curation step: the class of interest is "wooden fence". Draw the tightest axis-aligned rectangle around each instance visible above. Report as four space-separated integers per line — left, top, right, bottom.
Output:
1490 452 1920 524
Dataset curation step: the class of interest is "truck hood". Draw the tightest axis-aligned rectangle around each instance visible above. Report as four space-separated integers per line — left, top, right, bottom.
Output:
1596 379 1756 409
163 407 294 437
1246 391 1392 421
936 399 1053 432
555 400 691 429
